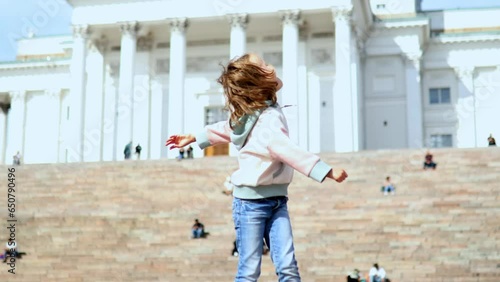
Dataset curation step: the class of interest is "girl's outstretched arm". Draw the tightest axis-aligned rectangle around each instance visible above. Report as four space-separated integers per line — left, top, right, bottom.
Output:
268 133 347 183
166 120 232 150
165 134 196 150
195 120 232 149
263 112 348 183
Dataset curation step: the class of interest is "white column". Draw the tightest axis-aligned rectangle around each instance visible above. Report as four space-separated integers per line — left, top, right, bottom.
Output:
228 14 248 157
102 65 119 161
352 27 365 151
297 41 309 150
307 73 321 153
68 25 89 162
6 91 26 165
332 5 358 152
454 66 476 148
0 104 8 164
404 52 424 148
58 91 69 163
149 78 163 160
281 10 301 145
353 32 365 150
116 21 139 160
46 89 62 163
229 14 248 59
167 18 188 158
134 33 153 160
85 40 106 162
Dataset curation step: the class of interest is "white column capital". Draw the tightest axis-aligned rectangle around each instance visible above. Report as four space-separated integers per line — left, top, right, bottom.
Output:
45 89 61 99
228 13 249 29
229 14 248 59
454 66 475 79
9 91 26 102
120 21 139 36
281 10 302 26
72 25 90 39
403 51 423 69
332 5 353 22
169 18 188 33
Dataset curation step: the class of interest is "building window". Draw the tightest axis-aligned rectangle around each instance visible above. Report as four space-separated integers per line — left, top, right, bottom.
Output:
430 134 452 148
429 88 451 104
205 106 228 126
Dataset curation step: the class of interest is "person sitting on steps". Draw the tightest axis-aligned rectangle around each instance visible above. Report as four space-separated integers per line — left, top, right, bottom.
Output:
423 150 437 170
191 219 209 239
381 176 395 196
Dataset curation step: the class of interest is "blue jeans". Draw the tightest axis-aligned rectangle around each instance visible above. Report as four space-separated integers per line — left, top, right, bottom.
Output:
192 228 203 238
232 196 301 282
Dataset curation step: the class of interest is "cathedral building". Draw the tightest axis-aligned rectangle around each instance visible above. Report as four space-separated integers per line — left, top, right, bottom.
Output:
0 0 499 164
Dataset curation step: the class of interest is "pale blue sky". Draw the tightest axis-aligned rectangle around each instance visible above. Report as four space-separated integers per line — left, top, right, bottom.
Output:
0 0 499 62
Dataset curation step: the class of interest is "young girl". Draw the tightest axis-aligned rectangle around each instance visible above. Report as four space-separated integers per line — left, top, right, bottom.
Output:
166 53 348 281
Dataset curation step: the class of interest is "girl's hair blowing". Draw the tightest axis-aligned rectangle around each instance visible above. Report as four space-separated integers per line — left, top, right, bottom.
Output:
217 54 278 128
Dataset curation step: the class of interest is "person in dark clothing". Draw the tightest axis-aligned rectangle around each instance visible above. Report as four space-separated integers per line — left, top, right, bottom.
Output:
347 269 361 282
192 219 205 239
186 145 193 159
13 151 22 166
135 144 142 160
124 141 133 160
2 241 26 263
423 150 437 170
177 148 185 160
488 134 496 146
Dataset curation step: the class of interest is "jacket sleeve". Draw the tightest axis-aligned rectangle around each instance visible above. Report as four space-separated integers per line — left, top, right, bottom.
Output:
265 113 332 183
196 120 232 149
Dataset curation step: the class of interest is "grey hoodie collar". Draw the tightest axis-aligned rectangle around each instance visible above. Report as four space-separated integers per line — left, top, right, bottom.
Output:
230 101 277 150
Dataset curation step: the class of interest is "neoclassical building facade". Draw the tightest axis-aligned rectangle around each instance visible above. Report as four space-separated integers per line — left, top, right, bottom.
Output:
1 0 499 164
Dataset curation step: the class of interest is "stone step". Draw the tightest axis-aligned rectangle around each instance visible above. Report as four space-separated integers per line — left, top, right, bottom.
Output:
1 147 499 281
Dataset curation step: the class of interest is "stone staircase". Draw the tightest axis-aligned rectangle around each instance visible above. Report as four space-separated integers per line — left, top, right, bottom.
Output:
0 147 499 281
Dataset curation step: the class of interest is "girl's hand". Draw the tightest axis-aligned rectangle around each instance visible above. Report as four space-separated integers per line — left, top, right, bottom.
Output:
165 134 196 150
327 169 348 183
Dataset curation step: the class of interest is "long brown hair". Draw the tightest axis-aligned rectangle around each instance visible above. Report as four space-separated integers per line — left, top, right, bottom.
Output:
217 53 278 128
